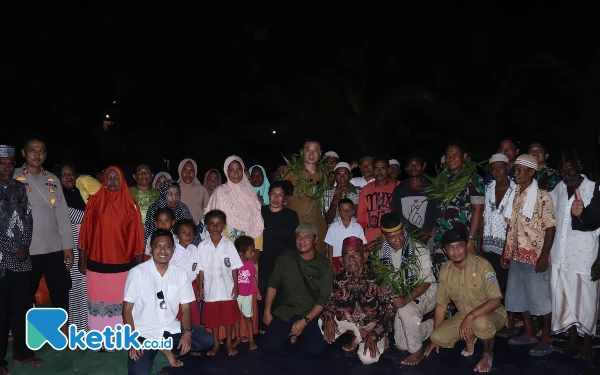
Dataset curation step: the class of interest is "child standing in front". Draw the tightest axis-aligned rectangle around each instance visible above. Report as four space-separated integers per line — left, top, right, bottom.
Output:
145 207 176 257
324 198 366 272
233 236 262 350
198 209 243 356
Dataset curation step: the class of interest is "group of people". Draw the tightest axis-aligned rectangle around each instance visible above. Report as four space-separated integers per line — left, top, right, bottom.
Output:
0 134 599 375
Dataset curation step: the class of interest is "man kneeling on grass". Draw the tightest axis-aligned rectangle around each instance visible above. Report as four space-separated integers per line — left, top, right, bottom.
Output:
124 230 214 375
425 230 507 373
320 236 396 364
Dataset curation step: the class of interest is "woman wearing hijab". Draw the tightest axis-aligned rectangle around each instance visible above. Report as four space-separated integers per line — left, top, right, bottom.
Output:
57 163 89 333
78 166 144 344
206 156 264 339
145 180 195 240
152 171 172 191
249 165 270 206
178 158 209 224
203 168 223 198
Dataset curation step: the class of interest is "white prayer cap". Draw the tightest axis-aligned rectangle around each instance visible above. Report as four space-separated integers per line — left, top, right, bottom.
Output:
489 153 509 164
515 154 538 171
334 162 351 172
441 155 446 163
0 145 15 158
389 159 400 166
324 151 339 159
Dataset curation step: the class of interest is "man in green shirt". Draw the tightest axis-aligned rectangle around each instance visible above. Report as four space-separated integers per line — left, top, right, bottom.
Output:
261 223 333 355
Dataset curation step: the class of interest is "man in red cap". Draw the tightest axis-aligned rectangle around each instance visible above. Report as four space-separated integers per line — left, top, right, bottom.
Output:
320 236 395 364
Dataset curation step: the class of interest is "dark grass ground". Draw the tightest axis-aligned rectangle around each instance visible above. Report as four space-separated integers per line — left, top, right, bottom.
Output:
6 331 600 375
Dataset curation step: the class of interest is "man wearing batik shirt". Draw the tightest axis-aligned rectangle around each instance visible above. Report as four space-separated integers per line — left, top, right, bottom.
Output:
0 145 43 373
528 142 561 191
357 158 396 243
320 236 395 364
501 154 556 357
432 141 484 271
323 162 360 224
549 149 599 360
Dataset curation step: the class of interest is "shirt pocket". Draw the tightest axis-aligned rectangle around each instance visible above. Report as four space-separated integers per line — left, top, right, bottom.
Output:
165 281 183 307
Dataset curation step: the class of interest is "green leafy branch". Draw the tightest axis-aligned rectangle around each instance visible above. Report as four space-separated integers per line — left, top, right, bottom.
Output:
282 151 332 218
367 233 426 297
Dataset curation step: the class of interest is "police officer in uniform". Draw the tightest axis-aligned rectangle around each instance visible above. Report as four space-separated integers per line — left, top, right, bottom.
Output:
424 229 507 373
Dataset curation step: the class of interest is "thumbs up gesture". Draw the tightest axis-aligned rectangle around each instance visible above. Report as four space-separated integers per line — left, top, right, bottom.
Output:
571 189 585 217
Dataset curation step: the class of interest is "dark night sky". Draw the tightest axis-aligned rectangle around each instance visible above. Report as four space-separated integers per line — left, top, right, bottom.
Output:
4 2 600 179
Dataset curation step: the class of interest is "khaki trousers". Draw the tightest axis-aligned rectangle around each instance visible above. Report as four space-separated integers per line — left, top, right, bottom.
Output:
429 310 506 348
394 284 437 353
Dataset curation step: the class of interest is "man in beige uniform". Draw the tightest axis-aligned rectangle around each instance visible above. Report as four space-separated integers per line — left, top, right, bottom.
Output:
13 136 74 319
425 229 506 373
377 213 436 366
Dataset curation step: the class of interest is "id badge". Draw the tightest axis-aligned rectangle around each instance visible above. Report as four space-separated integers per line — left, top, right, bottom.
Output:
224 257 231 268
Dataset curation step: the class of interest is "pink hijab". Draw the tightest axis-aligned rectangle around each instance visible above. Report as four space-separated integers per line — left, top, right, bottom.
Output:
206 155 264 238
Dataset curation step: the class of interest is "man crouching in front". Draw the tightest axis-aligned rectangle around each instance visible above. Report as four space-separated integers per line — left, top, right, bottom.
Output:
319 236 395 364
123 230 214 375
425 230 507 373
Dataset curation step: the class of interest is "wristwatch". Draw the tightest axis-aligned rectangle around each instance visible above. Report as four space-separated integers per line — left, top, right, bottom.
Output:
468 234 476 241
303 316 311 324
184 327 193 335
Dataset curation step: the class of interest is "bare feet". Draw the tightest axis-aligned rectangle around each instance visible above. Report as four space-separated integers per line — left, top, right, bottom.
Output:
249 340 258 350
232 337 241 348
226 343 238 356
342 336 358 352
163 350 184 368
401 349 425 365
575 336 593 360
207 344 219 356
240 336 249 343
473 353 493 373
13 357 44 367
461 337 477 357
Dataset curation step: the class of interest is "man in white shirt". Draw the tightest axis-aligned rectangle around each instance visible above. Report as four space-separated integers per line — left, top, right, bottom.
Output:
549 149 600 360
350 157 375 189
124 230 214 375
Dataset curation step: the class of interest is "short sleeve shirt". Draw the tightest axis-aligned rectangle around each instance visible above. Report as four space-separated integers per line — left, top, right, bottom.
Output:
170 240 201 283
198 237 243 302
436 254 506 319
237 260 258 296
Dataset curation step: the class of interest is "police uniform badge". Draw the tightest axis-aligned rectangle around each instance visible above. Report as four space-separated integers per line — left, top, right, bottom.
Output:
16 176 26 182
224 257 231 268
47 177 56 183
49 188 56 193
50 198 56 205
192 263 197 271
26 187 31 193
42 170 46 175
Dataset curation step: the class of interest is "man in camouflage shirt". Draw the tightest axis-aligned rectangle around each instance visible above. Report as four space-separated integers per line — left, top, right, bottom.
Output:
433 141 485 272
528 143 561 191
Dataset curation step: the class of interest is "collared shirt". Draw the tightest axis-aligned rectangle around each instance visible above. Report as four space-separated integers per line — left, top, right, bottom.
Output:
171 239 201 283
268 250 333 321
0 180 33 272
536 166 561 192
197 237 243 302
437 254 506 320
503 184 555 265
321 265 395 341
350 176 375 189
123 260 195 341
323 184 360 221
324 219 366 257
550 177 600 274
13 165 74 255
389 242 436 284
433 171 485 257
482 180 517 255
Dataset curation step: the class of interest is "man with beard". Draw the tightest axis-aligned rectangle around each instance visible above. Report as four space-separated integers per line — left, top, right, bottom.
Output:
320 236 395 364
549 149 600 360
425 230 507 373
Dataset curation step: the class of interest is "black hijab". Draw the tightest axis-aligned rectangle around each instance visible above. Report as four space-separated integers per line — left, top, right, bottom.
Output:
56 163 87 211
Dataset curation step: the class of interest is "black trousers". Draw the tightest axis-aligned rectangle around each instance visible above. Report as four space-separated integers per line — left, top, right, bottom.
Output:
260 315 328 356
30 251 71 311
0 270 34 366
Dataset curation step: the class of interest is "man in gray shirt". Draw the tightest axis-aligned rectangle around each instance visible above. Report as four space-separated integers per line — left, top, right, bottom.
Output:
13 136 74 327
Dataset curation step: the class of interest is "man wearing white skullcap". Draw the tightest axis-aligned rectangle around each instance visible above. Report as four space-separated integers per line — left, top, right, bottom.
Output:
388 159 401 185
323 162 360 225
501 154 556 356
323 151 339 173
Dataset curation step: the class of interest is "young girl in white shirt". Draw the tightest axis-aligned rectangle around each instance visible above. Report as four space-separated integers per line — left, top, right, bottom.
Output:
198 210 243 356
